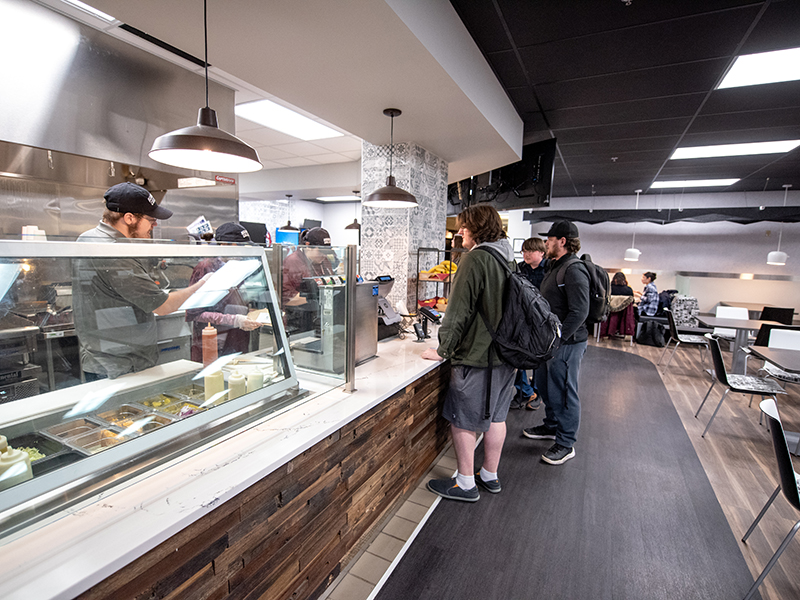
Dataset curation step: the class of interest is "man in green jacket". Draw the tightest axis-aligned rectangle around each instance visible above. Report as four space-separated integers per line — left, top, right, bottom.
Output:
422 205 516 502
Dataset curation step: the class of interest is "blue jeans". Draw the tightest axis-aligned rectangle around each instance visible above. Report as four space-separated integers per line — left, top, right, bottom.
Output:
535 341 587 448
514 369 535 399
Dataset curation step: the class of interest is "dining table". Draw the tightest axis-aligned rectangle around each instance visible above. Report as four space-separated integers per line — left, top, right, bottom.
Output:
696 316 782 374
748 345 800 454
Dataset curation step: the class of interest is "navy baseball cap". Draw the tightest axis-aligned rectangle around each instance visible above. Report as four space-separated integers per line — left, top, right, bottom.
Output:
301 227 331 246
539 219 579 239
104 183 173 219
215 222 252 244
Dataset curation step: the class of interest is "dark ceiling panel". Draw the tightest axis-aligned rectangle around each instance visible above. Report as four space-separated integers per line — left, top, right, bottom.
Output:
565 151 669 166
738 0 800 54
486 51 527 89
689 107 800 133
558 136 682 156
544 94 705 129
493 0 760 48
506 86 540 116
703 81 800 113
553 118 691 144
680 126 800 146
535 59 728 109
448 1 511 53
518 9 758 85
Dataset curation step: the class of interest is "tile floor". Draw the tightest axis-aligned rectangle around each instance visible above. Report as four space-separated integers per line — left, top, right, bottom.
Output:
320 445 458 600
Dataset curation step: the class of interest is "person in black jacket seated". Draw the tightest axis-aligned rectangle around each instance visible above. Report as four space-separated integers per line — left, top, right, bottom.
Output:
610 272 634 296
522 220 589 466
511 237 549 410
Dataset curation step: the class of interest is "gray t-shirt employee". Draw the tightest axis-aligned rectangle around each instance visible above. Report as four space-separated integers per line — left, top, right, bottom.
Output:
73 183 208 379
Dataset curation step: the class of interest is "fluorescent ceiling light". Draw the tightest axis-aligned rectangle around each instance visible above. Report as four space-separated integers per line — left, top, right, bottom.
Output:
671 140 800 160
235 100 343 141
316 195 360 201
651 179 739 189
60 0 115 22
177 177 216 188
718 47 800 89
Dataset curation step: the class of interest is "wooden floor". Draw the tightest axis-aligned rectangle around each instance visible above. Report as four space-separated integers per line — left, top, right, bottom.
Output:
591 335 800 600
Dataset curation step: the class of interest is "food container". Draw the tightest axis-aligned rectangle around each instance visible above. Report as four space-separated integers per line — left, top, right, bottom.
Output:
120 414 173 435
171 384 204 401
31 451 83 476
69 429 127 454
96 404 145 427
45 419 100 440
8 433 64 462
140 394 183 410
156 401 203 418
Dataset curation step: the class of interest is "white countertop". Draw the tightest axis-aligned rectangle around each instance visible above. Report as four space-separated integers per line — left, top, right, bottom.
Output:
0 332 443 600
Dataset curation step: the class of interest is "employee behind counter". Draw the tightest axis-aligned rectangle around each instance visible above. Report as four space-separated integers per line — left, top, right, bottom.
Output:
72 183 211 380
281 227 337 336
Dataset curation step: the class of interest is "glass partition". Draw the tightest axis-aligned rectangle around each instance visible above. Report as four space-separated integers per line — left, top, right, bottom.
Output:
0 239 348 536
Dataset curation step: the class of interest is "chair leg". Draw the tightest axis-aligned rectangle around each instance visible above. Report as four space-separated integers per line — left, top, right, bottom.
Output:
701 388 730 437
749 394 754 408
742 519 800 600
695 380 716 418
657 338 672 365
742 485 781 542
664 340 680 371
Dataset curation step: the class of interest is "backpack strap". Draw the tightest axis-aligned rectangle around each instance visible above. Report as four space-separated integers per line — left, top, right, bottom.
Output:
555 255 584 287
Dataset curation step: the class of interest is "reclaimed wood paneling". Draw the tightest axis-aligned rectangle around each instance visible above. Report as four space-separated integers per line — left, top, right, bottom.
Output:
78 363 451 600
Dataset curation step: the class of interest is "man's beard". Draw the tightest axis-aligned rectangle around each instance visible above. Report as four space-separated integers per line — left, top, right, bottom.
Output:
127 223 153 239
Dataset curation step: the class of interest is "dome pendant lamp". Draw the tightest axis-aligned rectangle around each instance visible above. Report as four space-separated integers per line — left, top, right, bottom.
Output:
363 109 418 208
624 189 643 261
148 0 262 173
767 184 792 266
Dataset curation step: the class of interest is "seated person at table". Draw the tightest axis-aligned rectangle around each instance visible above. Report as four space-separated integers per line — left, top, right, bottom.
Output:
635 271 659 316
610 272 633 296
185 223 261 363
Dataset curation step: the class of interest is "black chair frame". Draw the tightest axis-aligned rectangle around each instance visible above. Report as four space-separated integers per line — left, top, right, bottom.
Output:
657 308 709 374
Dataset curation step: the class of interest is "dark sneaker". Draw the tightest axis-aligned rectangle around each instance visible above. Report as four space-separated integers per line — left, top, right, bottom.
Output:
427 477 480 502
509 392 528 410
522 424 557 440
526 397 541 410
542 443 576 465
475 471 501 494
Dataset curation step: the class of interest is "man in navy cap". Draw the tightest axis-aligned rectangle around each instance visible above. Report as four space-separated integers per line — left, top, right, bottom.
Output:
522 219 589 465
73 183 210 379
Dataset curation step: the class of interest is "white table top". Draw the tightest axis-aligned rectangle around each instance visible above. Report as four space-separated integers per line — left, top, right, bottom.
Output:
0 332 443 600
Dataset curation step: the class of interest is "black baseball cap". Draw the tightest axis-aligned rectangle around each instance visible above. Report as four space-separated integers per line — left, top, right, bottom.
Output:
539 219 579 239
302 227 331 246
215 222 252 244
104 183 173 219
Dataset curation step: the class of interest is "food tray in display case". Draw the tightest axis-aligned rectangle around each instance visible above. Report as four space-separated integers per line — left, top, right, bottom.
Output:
0 239 304 539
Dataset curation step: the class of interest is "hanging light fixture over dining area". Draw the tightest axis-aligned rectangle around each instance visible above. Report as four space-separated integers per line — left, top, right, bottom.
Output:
363 109 418 208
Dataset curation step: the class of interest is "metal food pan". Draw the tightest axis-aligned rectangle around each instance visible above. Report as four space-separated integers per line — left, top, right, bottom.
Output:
119 413 174 435
170 383 204 401
139 394 187 411
154 401 204 418
96 404 145 427
8 433 64 463
68 429 128 455
31 451 83 476
44 418 101 440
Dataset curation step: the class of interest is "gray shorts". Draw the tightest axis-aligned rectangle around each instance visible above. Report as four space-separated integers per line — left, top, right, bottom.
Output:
442 363 516 432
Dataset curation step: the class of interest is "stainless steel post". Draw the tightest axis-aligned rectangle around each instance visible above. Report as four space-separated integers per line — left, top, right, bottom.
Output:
344 245 357 393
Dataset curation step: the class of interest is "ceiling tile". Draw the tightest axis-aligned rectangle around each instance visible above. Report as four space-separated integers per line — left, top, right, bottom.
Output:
450 1 511 53
274 157 318 168
272 142 333 157
251 146 294 161
309 136 363 152
308 153 355 164
545 94 705 129
237 127 300 147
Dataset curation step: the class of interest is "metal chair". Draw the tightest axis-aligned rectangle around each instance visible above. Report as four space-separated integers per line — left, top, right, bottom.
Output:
694 334 785 438
740 399 800 600
714 305 748 340
759 329 800 386
759 306 795 326
657 308 708 374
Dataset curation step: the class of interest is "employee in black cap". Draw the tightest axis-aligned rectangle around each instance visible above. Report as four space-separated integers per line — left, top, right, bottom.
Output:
282 227 336 335
72 183 211 379
185 222 261 362
522 219 589 466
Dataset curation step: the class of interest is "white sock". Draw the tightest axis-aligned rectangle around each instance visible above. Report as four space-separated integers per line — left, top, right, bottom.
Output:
456 472 475 490
480 467 497 482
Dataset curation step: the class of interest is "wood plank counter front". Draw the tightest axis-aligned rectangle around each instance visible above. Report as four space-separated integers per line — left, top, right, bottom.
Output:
74 362 451 600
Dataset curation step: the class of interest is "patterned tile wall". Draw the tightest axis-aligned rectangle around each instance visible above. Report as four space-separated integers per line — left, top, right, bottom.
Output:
361 140 448 312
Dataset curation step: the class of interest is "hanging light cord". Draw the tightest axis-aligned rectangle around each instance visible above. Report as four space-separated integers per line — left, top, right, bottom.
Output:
631 189 641 248
204 0 209 109
777 184 791 252
388 114 395 178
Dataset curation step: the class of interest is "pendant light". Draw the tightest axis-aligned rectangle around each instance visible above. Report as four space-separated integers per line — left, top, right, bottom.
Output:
344 193 361 245
148 0 262 173
363 109 418 208
624 189 642 261
767 184 792 265
278 195 298 231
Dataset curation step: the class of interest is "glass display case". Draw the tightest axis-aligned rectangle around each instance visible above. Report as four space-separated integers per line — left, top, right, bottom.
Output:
0 239 339 537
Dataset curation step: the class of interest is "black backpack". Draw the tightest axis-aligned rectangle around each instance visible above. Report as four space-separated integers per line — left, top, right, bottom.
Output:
474 246 562 370
556 253 610 324
636 320 666 347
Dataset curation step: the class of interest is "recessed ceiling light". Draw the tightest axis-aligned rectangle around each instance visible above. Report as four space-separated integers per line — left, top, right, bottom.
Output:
717 46 800 89
650 179 740 189
671 140 800 160
316 195 361 201
60 0 115 22
235 99 343 141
